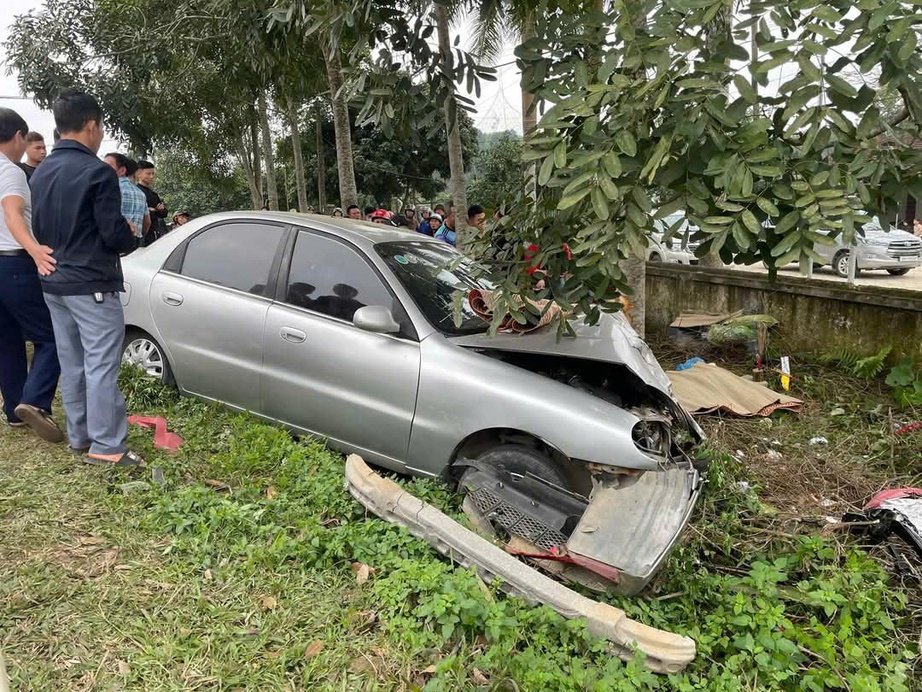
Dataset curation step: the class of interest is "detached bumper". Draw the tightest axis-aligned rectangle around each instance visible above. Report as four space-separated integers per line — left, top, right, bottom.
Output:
568 465 702 595
344 454 697 674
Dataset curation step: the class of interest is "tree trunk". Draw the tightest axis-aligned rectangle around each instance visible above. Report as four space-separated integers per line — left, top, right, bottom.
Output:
249 112 263 203
316 106 327 211
323 37 358 209
435 3 468 246
257 92 280 211
236 135 263 209
286 101 309 213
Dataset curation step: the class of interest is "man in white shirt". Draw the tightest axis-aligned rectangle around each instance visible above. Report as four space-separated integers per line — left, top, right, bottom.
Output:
0 107 63 442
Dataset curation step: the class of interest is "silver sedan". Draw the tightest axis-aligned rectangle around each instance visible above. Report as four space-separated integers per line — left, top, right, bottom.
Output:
120 212 704 594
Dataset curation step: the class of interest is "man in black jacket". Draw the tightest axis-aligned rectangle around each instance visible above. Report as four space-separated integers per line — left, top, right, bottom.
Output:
136 160 167 246
30 90 144 467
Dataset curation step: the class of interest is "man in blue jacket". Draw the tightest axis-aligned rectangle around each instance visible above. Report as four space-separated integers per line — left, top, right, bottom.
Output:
30 90 144 467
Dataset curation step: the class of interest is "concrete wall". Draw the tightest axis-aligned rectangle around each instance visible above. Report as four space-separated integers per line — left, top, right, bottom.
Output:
645 264 922 361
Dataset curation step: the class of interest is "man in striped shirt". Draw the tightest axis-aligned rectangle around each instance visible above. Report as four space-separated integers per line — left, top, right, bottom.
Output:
104 152 149 239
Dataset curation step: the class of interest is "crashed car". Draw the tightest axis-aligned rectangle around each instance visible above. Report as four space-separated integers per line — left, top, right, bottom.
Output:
121 211 704 594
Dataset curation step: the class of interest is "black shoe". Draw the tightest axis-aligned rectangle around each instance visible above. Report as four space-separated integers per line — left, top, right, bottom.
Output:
13 404 65 443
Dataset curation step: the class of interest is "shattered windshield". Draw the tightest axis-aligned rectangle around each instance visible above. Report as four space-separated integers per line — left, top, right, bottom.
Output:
376 241 491 335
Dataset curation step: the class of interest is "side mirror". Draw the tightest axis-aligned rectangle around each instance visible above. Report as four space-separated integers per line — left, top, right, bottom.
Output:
353 305 400 334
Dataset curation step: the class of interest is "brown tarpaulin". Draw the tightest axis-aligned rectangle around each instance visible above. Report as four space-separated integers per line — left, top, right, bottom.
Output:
667 362 802 417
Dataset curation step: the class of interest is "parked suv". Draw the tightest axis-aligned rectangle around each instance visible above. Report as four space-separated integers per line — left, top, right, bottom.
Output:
816 223 922 277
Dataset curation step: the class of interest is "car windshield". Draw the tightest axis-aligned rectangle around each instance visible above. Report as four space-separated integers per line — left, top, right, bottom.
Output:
376 241 491 335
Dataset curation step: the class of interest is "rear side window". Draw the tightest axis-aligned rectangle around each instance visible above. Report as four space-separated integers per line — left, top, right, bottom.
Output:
180 222 285 296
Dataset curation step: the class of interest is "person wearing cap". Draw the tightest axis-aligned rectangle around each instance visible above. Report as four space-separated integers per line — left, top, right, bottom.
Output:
369 209 393 225
172 211 190 227
435 205 457 246
331 207 344 217
420 213 441 236
402 206 418 231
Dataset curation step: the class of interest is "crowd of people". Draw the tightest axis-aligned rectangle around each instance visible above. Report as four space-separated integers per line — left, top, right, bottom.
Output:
330 202 491 246
0 91 157 468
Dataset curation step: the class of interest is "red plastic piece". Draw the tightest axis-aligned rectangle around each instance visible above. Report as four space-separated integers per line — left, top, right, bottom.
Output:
128 415 184 453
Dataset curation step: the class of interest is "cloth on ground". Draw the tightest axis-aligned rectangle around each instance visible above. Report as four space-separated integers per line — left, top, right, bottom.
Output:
666 362 802 417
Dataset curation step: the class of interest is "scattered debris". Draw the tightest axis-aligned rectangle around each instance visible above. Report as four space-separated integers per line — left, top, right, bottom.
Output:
127 415 184 453
675 356 705 371
351 562 375 585
304 640 324 658
845 489 922 559
809 437 829 446
895 420 922 436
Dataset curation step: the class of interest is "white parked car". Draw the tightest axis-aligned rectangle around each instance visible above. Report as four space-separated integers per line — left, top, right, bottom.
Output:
815 223 922 277
648 214 700 264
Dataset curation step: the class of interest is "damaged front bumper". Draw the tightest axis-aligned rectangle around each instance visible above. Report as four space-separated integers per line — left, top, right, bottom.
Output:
344 454 696 673
460 459 702 596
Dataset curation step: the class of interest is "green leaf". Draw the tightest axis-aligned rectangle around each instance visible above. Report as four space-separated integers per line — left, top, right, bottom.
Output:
538 155 555 186
599 175 620 201
554 141 567 169
810 171 830 186
561 170 596 197
742 209 762 235
775 210 800 234
757 197 780 216
558 186 592 210
825 75 858 98
704 216 734 226
771 230 802 257
591 187 610 219
615 131 637 157
750 165 783 177
603 152 623 178
734 74 757 104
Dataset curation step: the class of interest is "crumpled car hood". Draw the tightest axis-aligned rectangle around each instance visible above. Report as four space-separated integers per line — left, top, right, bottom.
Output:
450 312 674 395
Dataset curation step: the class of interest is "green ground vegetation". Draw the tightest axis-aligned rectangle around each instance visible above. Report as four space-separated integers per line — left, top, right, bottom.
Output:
0 359 919 691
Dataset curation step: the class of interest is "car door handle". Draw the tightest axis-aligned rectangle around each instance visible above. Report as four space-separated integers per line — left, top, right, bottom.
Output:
279 327 306 343
162 291 184 306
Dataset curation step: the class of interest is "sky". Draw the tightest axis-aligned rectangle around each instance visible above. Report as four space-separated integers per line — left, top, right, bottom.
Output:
0 0 525 161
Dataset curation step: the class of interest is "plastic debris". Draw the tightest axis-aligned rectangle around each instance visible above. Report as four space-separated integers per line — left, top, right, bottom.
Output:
675 357 705 371
809 437 829 446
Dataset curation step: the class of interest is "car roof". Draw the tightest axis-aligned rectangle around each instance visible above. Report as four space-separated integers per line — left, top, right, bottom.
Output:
199 210 439 250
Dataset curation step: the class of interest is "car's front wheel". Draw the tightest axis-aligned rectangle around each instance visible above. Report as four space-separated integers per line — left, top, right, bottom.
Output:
887 268 911 276
122 329 173 385
833 251 858 278
649 252 662 262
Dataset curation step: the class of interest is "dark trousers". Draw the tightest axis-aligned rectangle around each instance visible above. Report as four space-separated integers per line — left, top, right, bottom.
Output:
0 254 61 423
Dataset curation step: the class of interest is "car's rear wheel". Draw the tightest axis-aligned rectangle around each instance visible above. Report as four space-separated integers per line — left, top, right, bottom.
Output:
887 268 911 276
122 329 174 385
833 251 857 278
649 252 662 262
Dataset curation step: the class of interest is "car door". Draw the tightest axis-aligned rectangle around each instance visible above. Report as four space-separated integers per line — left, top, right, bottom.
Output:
150 220 288 411
261 229 421 471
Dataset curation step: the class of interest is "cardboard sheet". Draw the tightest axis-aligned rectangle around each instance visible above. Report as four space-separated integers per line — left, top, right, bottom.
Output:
667 362 802 417
669 312 732 329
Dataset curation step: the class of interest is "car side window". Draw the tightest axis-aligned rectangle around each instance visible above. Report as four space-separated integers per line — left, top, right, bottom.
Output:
285 231 401 325
179 222 285 296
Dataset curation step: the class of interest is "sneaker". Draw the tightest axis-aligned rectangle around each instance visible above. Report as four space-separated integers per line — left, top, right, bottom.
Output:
12 403 65 443
7 419 27 429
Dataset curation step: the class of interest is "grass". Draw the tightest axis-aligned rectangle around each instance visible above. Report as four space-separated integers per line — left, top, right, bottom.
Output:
1 359 920 691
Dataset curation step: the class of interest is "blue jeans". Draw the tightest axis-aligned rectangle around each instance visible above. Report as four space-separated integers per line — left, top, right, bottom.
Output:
43 292 128 455
0 254 60 423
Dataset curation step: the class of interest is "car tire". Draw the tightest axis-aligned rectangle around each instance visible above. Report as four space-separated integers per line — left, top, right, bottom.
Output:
887 268 911 276
475 444 570 488
833 251 857 278
649 252 662 262
122 329 174 385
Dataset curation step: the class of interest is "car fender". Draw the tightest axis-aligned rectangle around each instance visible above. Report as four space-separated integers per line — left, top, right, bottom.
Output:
405 336 668 478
